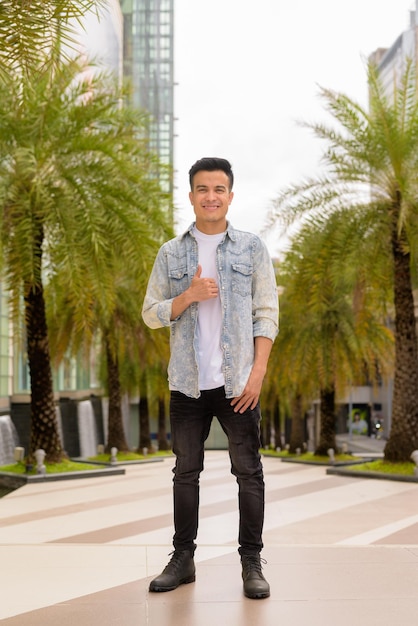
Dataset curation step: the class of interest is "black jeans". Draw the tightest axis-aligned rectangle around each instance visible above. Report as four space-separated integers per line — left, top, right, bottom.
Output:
170 386 265 556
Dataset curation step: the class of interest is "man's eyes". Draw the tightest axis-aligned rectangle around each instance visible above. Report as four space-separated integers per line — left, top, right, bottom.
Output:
197 187 226 193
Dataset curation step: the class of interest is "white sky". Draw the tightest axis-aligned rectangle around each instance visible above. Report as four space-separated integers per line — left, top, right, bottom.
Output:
173 0 415 255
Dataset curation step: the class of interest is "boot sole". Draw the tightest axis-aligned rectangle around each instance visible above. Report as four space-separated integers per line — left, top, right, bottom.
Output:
244 590 270 599
149 575 196 592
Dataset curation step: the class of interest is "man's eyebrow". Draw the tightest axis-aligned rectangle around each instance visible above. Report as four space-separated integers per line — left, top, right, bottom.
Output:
195 184 228 191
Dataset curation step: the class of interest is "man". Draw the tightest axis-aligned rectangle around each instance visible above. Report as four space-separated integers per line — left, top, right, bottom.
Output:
142 157 278 599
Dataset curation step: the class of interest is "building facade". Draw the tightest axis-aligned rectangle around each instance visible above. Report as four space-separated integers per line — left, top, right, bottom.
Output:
121 0 175 197
369 2 418 97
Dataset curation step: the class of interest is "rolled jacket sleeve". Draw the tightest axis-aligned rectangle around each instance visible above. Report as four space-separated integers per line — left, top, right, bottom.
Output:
142 247 175 329
252 238 279 342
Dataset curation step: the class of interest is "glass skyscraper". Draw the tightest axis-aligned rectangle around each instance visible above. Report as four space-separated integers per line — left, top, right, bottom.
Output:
121 0 175 198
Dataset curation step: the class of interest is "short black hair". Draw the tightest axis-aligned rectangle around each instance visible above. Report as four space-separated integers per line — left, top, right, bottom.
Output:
188 157 234 191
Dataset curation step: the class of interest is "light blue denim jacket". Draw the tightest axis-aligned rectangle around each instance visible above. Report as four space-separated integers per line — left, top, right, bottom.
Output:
142 222 279 399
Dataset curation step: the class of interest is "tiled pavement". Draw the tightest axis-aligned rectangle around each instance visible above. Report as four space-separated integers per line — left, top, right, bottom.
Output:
0 442 418 625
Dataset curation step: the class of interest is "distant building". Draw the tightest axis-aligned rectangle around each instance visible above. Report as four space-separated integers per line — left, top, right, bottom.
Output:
73 1 175 200
121 0 175 198
369 2 418 97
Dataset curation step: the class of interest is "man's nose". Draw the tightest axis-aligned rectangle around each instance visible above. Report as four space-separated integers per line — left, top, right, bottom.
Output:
206 189 217 200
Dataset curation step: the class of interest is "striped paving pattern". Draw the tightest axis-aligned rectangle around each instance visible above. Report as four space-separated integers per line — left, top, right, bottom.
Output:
0 450 418 625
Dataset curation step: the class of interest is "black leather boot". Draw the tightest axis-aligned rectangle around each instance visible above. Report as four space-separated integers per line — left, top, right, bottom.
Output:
241 555 270 599
149 550 196 592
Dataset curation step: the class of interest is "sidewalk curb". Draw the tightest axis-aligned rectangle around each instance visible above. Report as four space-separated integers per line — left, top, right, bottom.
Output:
0 466 125 489
326 466 418 483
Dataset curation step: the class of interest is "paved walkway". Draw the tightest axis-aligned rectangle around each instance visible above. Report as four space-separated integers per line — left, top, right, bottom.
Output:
336 432 386 456
0 448 418 625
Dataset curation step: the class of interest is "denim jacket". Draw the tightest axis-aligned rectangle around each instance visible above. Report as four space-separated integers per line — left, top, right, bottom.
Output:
142 222 279 399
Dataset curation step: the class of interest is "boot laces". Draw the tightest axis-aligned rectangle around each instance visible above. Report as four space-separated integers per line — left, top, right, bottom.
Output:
243 555 267 574
164 550 188 574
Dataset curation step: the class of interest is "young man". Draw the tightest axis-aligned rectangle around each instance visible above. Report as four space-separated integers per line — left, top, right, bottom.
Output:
142 157 278 599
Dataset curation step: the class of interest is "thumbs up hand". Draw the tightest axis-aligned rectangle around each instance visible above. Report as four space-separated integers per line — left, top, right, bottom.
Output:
190 264 219 302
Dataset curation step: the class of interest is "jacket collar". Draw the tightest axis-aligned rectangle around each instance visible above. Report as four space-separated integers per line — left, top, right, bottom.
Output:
183 221 236 241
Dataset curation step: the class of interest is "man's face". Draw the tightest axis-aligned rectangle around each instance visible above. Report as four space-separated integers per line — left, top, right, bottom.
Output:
189 169 234 234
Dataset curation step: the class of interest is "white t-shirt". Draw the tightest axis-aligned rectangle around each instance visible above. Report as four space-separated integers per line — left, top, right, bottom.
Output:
193 227 225 390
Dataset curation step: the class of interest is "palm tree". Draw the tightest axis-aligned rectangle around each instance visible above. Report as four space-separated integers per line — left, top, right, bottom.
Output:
156 394 170 451
147 361 171 451
99 263 171 453
0 38 167 460
48 207 172 454
268 62 418 461
103 328 129 452
0 0 106 75
0 1 108 461
268 211 393 456
135 335 171 453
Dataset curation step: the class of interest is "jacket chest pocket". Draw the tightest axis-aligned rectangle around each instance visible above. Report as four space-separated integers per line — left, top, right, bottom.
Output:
168 265 189 297
231 262 253 297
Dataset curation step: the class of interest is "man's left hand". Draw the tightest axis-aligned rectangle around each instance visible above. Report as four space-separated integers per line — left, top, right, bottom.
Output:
230 371 264 414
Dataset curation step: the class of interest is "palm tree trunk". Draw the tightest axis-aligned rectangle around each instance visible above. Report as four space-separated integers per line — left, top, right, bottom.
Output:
138 395 151 450
157 396 169 450
315 386 337 455
25 282 64 462
104 335 129 452
137 372 151 451
273 399 281 449
289 393 304 453
385 226 418 461
263 408 274 449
